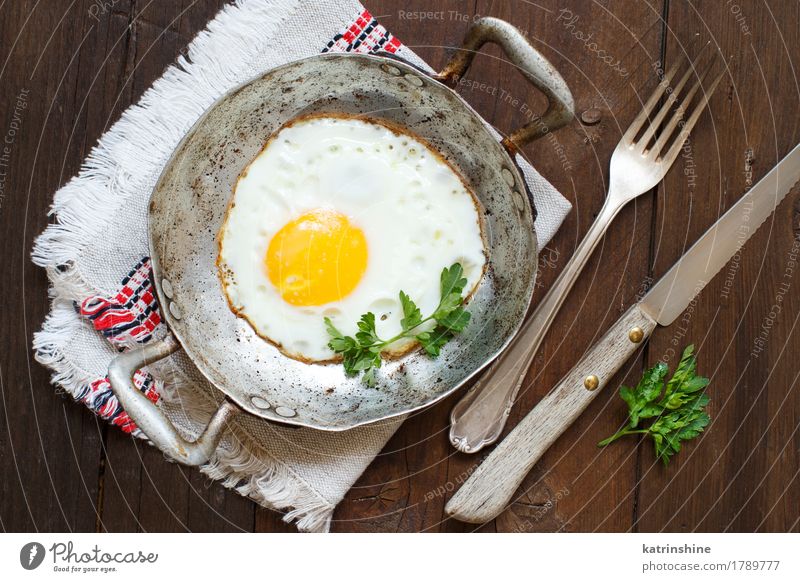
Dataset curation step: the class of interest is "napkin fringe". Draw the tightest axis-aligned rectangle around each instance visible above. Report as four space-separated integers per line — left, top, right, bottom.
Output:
34 300 335 532
33 301 95 396
159 372 336 532
205 433 334 533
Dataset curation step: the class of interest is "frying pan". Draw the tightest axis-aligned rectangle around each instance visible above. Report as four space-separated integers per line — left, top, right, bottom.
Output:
108 17 574 465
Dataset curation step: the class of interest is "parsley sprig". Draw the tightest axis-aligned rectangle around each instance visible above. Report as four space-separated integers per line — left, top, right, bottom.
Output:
324 263 471 386
598 345 711 464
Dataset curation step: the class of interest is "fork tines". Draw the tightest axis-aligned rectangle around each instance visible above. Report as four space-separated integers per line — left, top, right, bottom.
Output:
627 42 726 166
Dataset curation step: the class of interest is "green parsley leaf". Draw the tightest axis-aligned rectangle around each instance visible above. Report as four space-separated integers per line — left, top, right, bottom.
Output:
437 307 471 333
362 367 377 388
399 291 422 331
598 345 711 465
325 263 471 385
440 263 467 299
324 317 345 340
325 317 356 353
355 312 380 346
328 335 355 353
624 361 668 428
416 326 452 357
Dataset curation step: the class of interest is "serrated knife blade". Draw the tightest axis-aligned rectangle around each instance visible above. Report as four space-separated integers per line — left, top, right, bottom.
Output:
641 142 800 325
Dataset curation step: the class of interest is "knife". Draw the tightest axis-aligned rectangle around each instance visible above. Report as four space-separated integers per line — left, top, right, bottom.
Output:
445 142 800 524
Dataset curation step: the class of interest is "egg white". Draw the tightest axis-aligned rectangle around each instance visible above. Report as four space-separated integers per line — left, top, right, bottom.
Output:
218 116 486 362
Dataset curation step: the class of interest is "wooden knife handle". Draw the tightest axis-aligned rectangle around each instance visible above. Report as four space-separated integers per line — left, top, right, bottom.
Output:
445 303 657 524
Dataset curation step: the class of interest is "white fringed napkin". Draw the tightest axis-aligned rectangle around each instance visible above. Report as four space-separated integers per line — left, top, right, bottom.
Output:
32 0 571 532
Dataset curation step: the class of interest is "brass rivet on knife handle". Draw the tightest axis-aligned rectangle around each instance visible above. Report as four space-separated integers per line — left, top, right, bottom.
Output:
628 326 644 343
583 375 599 391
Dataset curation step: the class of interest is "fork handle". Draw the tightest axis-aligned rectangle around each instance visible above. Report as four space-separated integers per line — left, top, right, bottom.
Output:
449 198 624 453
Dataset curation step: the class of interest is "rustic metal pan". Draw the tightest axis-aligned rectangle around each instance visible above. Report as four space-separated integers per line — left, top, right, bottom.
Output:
108 17 574 466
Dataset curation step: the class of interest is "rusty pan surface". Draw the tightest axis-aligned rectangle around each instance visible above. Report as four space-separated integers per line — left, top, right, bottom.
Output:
148 53 539 430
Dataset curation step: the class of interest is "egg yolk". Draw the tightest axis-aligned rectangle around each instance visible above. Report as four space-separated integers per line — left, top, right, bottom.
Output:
266 209 368 306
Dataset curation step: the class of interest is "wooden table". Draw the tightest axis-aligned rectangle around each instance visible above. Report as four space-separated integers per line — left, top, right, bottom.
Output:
1 0 798 533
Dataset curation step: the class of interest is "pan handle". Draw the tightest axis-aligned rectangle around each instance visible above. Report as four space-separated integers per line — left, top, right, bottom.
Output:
108 335 241 466
438 17 574 150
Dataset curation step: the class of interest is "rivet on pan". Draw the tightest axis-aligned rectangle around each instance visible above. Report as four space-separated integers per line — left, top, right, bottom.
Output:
512 190 525 212
580 108 602 125
161 278 174 299
404 74 424 87
275 406 297 418
501 168 516 187
584 375 600 391
250 396 271 410
629 326 645 343
169 301 182 320
381 63 401 76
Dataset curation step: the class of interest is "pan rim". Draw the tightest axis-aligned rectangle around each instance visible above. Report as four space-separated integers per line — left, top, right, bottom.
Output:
148 51 539 431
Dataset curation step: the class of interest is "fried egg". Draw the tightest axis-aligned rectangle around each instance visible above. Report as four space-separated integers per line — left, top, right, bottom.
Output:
218 115 486 362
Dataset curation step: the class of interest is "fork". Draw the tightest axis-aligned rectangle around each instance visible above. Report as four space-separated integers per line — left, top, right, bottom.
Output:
449 45 725 453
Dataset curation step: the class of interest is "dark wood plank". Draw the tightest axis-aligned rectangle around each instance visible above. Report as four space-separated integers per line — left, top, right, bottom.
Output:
0 0 124 533
254 507 298 533
186 468 255 533
333 427 412 532
635 0 800 533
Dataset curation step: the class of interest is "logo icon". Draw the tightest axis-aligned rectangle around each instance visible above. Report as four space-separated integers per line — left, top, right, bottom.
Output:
20 542 46 570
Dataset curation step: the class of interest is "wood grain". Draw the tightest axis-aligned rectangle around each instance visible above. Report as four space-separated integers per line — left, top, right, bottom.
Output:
634 0 800 534
1 0 797 533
